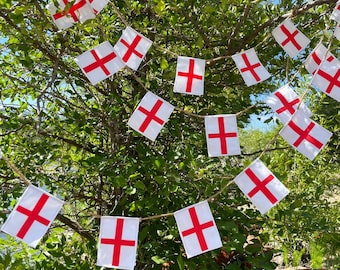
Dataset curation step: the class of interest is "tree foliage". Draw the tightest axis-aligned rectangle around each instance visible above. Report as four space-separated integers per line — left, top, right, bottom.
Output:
0 0 339 269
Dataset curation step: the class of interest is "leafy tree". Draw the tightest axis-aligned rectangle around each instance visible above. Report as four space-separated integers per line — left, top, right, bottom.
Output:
0 0 339 269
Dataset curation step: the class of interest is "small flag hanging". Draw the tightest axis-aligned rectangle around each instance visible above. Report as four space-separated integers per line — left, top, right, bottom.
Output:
331 1 340 22
304 44 336 75
265 84 311 124
174 56 205 96
280 110 333 160
232 48 271 86
114 27 153 70
272 18 310 58
311 60 340 102
205 114 241 157
74 41 125 85
174 200 222 258
234 160 289 215
128 91 174 141
1 185 64 248
97 216 139 270
87 0 109 14
47 0 95 30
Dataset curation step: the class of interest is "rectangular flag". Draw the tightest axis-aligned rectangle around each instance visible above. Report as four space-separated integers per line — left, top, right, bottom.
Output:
311 60 340 102
75 41 125 85
97 216 139 270
331 1 340 22
205 114 241 157
114 27 153 70
174 201 222 258
87 0 109 14
304 43 336 75
232 48 271 86
1 185 64 248
280 110 333 160
128 91 174 141
265 84 311 124
174 56 205 96
47 0 95 30
234 160 289 215
272 18 310 58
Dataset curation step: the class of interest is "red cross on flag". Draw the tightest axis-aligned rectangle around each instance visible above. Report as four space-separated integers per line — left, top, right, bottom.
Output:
234 160 289 215
75 41 124 85
47 0 95 30
174 56 205 96
114 27 152 70
97 216 139 270
272 19 310 58
1 185 63 248
128 91 174 141
304 44 336 75
265 84 311 124
232 48 271 86
280 110 332 160
174 200 222 258
311 60 340 102
331 1 340 22
88 0 108 14
205 114 241 157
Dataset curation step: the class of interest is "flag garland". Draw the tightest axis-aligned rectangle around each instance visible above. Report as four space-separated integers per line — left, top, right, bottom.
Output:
1 1 339 268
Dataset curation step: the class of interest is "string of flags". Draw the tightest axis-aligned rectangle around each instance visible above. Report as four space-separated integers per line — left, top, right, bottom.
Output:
1 1 339 269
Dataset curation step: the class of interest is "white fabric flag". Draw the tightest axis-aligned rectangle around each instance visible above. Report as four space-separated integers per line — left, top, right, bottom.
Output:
87 0 109 14
280 110 333 160
311 60 340 102
265 84 311 124
205 114 241 157
97 216 139 270
47 0 95 30
75 41 125 85
114 27 152 70
174 56 205 96
1 185 64 248
232 48 271 86
331 1 340 22
304 43 336 75
174 200 222 258
128 91 174 141
234 160 289 215
335 24 340 41
272 18 310 58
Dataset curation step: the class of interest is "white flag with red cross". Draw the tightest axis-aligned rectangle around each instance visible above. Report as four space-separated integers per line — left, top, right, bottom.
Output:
114 27 153 70
234 160 289 215
331 1 340 22
128 91 174 141
280 110 332 160
1 185 64 248
174 56 205 96
272 18 310 58
174 200 222 258
47 0 95 30
265 84 311 124
334 24 340 41
304 44 337 75
97 216 139 270
311 60 340 102
75 41 125 85
205 114 241 157
232 48 271 86
87 0 108 14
